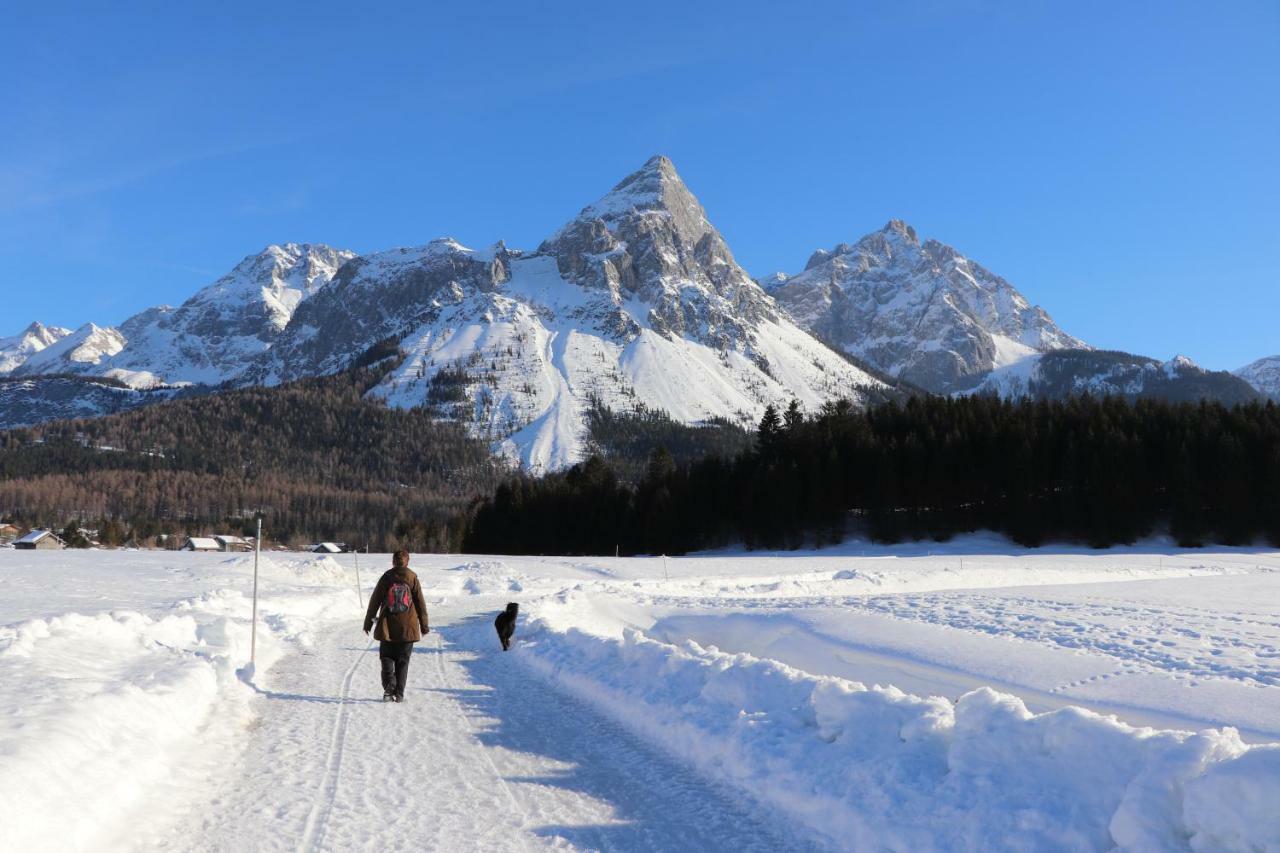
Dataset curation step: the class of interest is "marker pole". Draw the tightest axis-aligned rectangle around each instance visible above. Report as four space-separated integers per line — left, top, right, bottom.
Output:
353 547 364 606
251 517 261 665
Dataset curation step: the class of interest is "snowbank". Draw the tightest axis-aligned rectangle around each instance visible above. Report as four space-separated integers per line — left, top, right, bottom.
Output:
516 599 1280 852
0 553 357 852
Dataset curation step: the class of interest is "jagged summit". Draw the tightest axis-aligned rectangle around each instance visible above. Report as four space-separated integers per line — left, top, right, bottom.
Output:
768 221 1086 393
881 218 920 243
26 241 362 388
804 220 921 271
0 322 72 374
245 155 886 471
213 242 355 311
14 323 126 375
1236 355 1280 400
543 154 715 254
537 154 772 346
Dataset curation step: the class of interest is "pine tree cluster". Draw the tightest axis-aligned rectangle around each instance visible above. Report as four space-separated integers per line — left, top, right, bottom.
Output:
464 396 1280 555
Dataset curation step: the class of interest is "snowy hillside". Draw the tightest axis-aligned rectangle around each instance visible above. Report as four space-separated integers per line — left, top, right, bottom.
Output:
3 244 352 389
973 349 1264 404
3 544 1278 851
0 322 71 374
1236 355 1280 400
764 221 1087 394
253 156 889 470
0 376 177 430
12 323 126 376
104 243 355 387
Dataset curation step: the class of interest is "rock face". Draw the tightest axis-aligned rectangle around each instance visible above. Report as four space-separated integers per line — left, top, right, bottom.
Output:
105 242 355 386
251 156 888 470
538 155 776 349
974 350 1263 404
0 323 71 374
764 221 1087 393
2 243 354 389
1236 356 1280 401
245 238 514 383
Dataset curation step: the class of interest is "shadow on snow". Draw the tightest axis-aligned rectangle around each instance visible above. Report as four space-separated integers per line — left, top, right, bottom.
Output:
412 613 826 852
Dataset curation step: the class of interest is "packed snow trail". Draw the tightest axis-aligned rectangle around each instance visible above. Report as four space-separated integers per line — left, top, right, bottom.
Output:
153 610 816 852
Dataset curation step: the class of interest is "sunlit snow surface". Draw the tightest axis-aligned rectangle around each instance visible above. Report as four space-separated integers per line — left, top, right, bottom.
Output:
3 539 1279 851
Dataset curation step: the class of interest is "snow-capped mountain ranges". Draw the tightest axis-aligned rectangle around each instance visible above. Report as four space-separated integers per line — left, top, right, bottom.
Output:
1236 356 1280 401
0 322 70 373
24 242 356 388
250 156 888 469
763 220 1087 394
1 155 1274 464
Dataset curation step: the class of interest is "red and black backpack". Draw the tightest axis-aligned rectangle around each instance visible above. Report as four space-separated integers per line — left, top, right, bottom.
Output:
386 581 412 615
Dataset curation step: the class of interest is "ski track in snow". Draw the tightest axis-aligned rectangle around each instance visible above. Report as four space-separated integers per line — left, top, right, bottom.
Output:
647 587 1280 688
161 612 813 853
297 637 374 851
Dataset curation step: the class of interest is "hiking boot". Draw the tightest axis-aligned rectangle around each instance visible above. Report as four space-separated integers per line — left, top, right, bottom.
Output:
392 694 404 703
383 691 393 702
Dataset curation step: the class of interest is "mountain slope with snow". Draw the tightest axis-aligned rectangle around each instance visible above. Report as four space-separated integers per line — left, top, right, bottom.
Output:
0 376 177 430
0 322 71 374
13 323 126 376
764 221 1087 393
1236 356 1280 401
253 157 889 470
99 243 356 387
974 350 1263 404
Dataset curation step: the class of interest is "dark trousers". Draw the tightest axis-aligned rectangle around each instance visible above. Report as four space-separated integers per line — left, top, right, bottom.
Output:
379 640 414 697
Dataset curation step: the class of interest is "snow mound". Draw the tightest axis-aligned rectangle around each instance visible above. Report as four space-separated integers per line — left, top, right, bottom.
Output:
516 605 1279 851
0 571 356 851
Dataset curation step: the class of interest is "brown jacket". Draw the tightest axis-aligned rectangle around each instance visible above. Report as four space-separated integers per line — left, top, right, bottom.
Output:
364 567 429 642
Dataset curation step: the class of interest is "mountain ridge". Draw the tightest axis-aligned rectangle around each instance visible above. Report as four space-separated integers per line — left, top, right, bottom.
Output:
2 156 1271 467
763 219 1087 394
1236 356 1280 401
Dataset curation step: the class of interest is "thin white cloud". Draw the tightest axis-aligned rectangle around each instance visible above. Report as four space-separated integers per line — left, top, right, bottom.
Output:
0 136 298 213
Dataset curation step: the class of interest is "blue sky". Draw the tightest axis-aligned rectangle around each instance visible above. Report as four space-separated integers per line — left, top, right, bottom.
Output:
3 1 1276 369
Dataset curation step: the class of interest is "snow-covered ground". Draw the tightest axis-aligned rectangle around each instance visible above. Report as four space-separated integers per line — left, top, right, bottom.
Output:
3 539 1279 851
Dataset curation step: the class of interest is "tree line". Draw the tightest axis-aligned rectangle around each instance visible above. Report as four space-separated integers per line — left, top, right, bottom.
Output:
0 362 503 551
464 395 1280 554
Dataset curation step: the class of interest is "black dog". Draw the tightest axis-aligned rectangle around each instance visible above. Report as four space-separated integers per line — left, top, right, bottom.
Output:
494 602 519 651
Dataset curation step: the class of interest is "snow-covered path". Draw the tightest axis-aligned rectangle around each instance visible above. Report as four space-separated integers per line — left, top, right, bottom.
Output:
6 544 1280 851
157 611 810 852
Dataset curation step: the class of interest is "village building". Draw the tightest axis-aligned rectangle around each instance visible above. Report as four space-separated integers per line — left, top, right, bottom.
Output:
311 542 348 554
214 535 253 553
14 529 67 550
181 537 220 552
0 523 21 543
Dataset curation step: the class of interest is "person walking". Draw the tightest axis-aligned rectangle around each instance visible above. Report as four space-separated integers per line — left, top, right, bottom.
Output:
363 549 429 702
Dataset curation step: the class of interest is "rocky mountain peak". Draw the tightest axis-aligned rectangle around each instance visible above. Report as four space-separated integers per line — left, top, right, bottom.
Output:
24 322 70 347
13 322 126 376
1235 355 1280 401
768 221 1086 393
881 219 920 244
545 155 714 252
800 221 922 273
536 156 772 346
0 322 73 374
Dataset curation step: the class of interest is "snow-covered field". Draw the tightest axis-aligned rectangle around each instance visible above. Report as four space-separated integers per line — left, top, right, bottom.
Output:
3 539 1279 851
